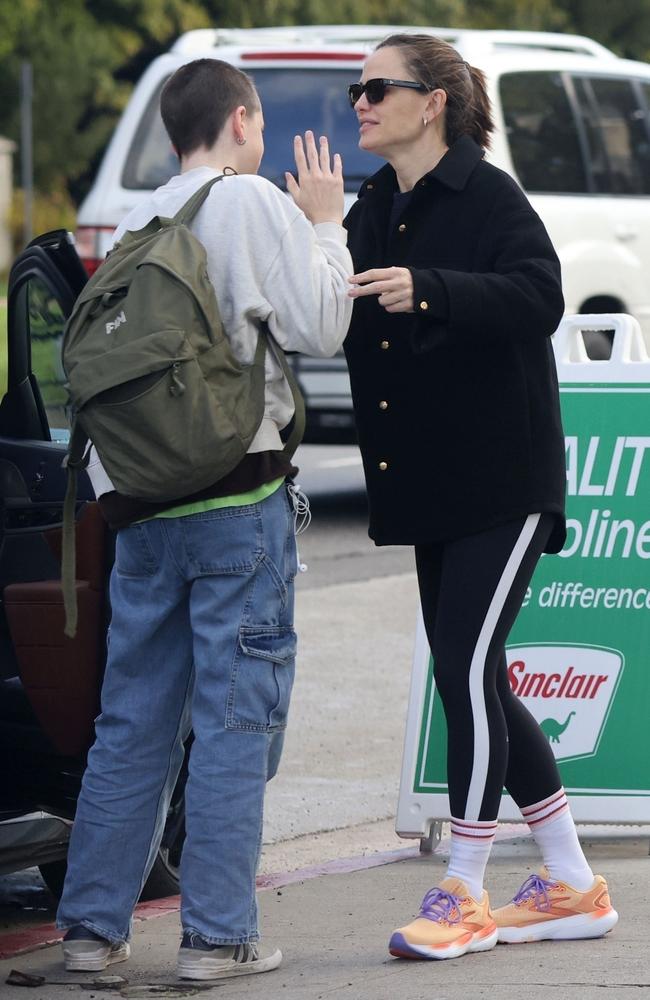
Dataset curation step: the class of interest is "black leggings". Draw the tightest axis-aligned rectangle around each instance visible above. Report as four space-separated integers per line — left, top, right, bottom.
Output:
415 513 562 822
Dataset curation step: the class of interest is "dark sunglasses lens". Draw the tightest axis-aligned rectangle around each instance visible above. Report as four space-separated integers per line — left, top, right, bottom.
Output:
365 80 386 104
348 80 387 107
348 84 363 107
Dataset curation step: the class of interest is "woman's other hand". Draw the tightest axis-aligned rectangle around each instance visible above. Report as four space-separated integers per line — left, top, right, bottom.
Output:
285 131 344 226
348 267 414 313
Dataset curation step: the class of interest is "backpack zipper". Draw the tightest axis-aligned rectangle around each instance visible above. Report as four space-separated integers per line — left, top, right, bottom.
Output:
169 362 186 396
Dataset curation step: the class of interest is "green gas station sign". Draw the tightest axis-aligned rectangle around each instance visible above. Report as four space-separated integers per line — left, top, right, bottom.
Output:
412 384 650 808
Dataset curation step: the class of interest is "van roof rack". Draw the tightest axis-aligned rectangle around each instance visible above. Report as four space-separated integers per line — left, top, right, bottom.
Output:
463 29 616 59
171 25 617 61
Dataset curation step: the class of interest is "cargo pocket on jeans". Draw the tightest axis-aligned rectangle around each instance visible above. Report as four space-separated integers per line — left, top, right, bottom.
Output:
226 625 297 733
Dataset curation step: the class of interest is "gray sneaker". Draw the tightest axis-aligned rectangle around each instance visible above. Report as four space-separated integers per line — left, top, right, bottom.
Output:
62 926 130 972
177 932 282 981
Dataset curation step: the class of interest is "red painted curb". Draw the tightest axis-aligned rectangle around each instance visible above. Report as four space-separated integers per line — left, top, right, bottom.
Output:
0 824 527 960
0 924 63 961
0 898 183 962
0 847 422 961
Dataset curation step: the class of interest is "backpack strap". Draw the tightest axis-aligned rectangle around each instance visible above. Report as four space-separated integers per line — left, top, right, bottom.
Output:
118 216 173 247
174 175 225 227
277 353 306 460
61 420 91 638
262 325 306 460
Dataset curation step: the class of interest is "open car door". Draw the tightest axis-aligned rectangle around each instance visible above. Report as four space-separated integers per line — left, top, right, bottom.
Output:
0 230 107 757
0 231 187 900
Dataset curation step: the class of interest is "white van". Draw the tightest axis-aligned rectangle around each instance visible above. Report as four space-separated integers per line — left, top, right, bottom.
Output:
76 25 650 438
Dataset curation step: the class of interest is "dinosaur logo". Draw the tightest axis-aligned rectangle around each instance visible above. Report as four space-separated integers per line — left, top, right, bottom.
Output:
506 644 623 762
541 711 576 744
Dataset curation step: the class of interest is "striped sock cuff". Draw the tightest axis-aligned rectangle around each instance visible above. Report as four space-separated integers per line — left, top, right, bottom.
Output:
521 788 569 829
450 817 498 842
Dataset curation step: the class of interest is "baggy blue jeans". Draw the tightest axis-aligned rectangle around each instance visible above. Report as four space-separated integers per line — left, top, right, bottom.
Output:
57 485 297 945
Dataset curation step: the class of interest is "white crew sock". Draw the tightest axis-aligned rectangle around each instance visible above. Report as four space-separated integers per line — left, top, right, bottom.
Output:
521 788 594 890
445 817 497 900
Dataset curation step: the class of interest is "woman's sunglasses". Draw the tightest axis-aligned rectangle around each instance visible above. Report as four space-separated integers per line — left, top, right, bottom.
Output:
347 78 427 109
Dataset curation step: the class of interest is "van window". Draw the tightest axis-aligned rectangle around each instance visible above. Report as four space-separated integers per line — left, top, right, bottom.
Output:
640 82 650 117
573 77 650 194
122 68 377 192
499 71 587 193
122 80 178 190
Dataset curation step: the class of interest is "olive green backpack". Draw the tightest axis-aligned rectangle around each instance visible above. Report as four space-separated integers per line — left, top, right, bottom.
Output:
61 176 304 637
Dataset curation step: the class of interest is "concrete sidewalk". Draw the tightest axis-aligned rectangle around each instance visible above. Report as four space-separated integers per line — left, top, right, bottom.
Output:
263 571 418 843
2 830 647 1000
2 570 647 997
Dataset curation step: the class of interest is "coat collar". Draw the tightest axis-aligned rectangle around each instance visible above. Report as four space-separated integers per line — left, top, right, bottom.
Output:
358 135 484 199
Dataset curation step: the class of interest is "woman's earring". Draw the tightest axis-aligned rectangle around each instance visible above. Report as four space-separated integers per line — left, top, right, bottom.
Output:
236 137 247 145
422 117 429 127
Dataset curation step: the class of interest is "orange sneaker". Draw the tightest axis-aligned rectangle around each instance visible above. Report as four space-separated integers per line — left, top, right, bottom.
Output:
389 877 498 960
493 868 618 943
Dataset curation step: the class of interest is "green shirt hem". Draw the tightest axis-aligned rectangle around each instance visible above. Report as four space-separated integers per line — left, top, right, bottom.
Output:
140 476 286 521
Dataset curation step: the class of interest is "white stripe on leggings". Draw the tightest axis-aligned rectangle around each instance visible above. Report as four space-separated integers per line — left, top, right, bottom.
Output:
464 513 541 820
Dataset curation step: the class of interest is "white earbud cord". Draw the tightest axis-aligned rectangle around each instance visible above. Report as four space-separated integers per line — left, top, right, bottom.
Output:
287 482 311 572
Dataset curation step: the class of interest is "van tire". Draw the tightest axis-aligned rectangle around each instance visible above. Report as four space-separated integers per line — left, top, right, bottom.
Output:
38 808 185 902
138 845 182 901
38 839 183 902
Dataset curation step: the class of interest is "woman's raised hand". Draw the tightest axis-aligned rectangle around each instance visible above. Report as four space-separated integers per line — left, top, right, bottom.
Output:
285 131 344 226
348 267 415 313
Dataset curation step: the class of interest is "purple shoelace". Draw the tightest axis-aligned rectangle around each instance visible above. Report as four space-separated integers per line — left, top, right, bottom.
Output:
512 874 557 911
418 888 464 924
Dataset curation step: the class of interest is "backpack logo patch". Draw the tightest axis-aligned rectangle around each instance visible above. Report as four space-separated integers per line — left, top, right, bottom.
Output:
105 310 126 335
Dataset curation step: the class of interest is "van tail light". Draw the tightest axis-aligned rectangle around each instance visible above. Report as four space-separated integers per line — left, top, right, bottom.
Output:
74 225 114 276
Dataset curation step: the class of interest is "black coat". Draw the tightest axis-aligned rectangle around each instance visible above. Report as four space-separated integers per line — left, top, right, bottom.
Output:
343 136 567 552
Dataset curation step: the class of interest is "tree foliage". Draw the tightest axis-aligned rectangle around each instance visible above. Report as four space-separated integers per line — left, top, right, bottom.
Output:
1 0 650 208
0 0 209 201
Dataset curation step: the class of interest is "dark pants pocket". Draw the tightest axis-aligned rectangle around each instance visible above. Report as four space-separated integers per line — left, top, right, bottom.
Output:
226 625 297 733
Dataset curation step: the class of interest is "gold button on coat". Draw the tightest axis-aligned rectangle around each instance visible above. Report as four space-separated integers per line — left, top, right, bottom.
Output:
380 340 390 349
420 301 429 311
398 223 407 232
379 461 388 471
379 400 388 410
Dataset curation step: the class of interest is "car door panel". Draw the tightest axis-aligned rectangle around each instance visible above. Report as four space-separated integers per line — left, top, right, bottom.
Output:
0 232 107 756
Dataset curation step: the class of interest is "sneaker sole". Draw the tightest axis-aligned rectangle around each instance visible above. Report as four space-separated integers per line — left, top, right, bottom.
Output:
497 907 619 944
63 941 131 972
389 925 498 961
177 947 282 981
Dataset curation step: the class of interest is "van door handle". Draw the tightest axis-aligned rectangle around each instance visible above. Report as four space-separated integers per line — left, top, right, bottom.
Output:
615 224 639 242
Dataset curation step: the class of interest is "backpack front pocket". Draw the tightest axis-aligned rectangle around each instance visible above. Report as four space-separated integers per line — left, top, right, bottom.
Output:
78 330 252 501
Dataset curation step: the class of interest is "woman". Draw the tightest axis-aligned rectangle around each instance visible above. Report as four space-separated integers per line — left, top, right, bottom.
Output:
344 34 618 961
